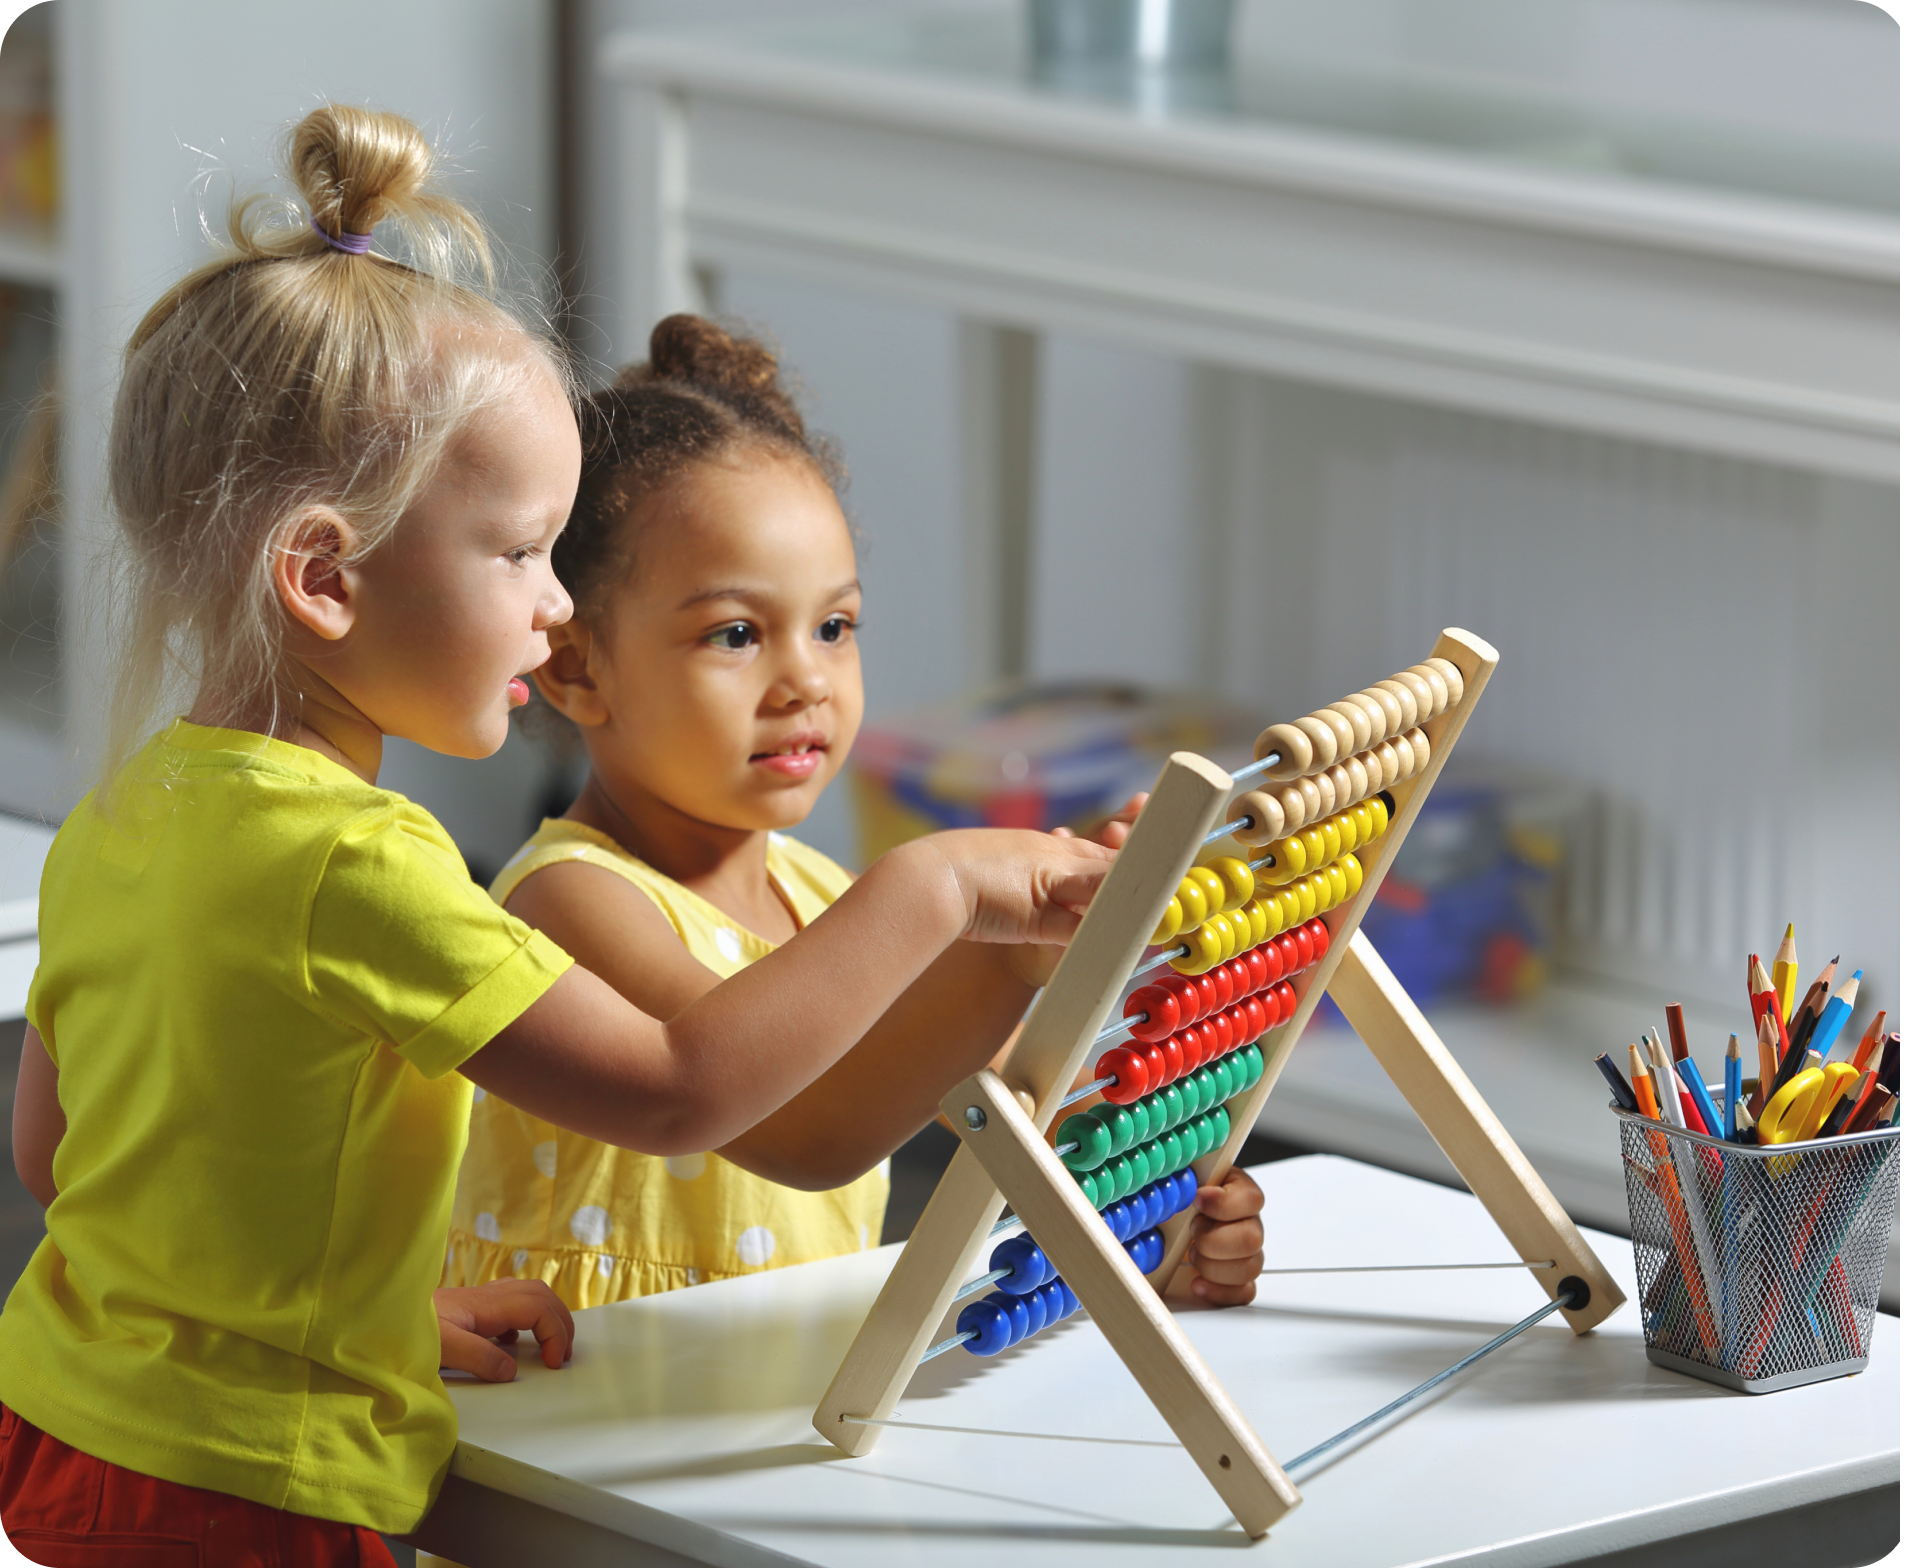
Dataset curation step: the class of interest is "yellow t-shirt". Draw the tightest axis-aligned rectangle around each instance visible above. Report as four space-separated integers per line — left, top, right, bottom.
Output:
0 722 571 1535
445 819 888 1308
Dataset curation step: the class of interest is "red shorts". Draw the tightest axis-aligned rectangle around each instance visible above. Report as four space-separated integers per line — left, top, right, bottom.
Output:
0 1406 396 1567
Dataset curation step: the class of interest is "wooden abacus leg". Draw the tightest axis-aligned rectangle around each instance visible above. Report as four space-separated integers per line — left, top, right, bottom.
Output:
813 1141 1008 1457
949 1069 1300 1538
1327 930 1627 1334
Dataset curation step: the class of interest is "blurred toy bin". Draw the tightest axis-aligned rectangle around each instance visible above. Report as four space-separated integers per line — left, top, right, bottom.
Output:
849 683 1261 865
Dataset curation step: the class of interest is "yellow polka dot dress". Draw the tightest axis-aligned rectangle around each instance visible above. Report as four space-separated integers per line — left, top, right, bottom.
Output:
444 820 889 1309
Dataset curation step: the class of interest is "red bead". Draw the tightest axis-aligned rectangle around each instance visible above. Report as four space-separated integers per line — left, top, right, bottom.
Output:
1194 1018 1221 1066
1158 1032 1185 1083
1193 972 1219 1018
1125 984 1177 1043
1241 993 1269 1039
1242 945 1270 992
1170 1027 1202 1073
1228 1005 1255 1050
1208 963 1235 1010
1273 931 1299 978
1271 980 1297 1024
1222 957 1249 1005
1161 975 1201 1030
1205 1007 1233 1054
1140 1041 1168 1094
1306 918 1330 960
1097 1047 1150 1104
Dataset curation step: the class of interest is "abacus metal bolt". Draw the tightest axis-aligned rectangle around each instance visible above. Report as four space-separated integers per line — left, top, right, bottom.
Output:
964 1106 987 1131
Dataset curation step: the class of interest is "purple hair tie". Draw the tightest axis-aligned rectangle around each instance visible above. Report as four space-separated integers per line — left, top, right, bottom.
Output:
311 215 373 255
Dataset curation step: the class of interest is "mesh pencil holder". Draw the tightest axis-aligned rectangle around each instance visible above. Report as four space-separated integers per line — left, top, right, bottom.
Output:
1612 1103 1899 1393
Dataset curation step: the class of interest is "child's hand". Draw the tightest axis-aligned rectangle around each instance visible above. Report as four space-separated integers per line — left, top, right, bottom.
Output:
920 829 1116 946
435 1280 575 1381
1183 1165 1265 1306
1051 791 1147 852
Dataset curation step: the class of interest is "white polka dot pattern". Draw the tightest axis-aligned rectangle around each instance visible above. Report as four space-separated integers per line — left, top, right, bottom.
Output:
735 1225 777 1267
569 1205 611 1247
597 1254 613 1278
474 1212 502 1243
471 1087 487 1104
531 1141 557 1180
664 1153 706 1180
511 1249 529 1274
713 927 743 963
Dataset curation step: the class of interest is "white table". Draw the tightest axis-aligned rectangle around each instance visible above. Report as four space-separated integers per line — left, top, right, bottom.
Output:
0 813 51 1021
415 1157 1899 1567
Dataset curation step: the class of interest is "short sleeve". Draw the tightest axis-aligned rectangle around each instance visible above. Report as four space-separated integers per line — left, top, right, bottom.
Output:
305 806 572 1078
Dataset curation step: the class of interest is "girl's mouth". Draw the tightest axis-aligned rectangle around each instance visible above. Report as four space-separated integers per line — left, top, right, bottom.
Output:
752 737 826 780
508 678 530 707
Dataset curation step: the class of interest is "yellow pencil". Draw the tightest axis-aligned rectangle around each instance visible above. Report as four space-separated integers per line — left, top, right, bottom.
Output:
1772 923 1799 1024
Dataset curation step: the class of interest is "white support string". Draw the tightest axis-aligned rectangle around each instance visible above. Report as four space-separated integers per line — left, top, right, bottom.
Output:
1261 1260 1555 1276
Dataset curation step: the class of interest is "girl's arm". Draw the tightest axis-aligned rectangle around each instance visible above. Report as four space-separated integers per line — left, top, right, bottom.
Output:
13 1024 63 1208
463 830 1110 1158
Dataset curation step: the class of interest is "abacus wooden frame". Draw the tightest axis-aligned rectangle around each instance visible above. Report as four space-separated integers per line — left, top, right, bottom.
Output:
812 628 1626 1538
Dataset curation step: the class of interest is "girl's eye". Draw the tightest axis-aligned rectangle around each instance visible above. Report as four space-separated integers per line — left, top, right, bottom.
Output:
708 622 757 650
817 615 857 644
507 546 537 566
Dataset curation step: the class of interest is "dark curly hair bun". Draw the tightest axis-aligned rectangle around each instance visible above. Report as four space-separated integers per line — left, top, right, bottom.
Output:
556 315 843 615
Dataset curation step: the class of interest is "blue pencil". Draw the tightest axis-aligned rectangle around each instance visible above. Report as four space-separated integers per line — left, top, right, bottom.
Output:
1812 971 1862 1060
1723 1034 1742 1135
1675 1055 1727 1139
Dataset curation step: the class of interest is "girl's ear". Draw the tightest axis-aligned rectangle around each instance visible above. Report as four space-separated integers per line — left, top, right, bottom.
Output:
273 508 359 642
534 619 609 727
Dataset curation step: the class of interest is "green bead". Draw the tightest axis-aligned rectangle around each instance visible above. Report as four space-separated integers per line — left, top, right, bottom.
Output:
1074 1167 1098 1204
1242 1043 1265 1086
1095 1101 1137 1156
1212 1105 1232 1148
1059 1113 1111 1172
1159 1081 1186 1130
1144 1093 1170 1142
1212 1052 1238 1100
1192 1066 1218 1114
1144 1137 1169 1183
1162 1127 1189 1172
1108 1153 1136 1199
1098 1166 1120 1207
1198 1112 1221 1158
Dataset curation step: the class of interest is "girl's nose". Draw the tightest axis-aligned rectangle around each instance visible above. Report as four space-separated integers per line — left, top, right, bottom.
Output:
535 572 573 631
773 648 831 710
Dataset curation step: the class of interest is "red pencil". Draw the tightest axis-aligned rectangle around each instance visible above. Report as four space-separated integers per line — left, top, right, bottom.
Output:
1748 958 1786 1049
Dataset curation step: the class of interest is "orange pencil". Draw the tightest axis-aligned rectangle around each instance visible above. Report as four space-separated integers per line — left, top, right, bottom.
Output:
1852 1011 1887 1072
1753 1012 1779 1115
1772 923 1798 1024
1628 1041 1660 1120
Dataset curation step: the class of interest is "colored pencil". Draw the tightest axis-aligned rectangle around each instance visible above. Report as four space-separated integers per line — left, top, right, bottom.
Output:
1665 1003 1691 1063
1880 1034 1900 1095
1787 957 1838 1046
1753 1012 1779 1115
1851 1012 1886 1074
1723 1033 1742 1127
1748 959 1785 1048
1733 1099 1756 1144
1595 1051 1638 1114
1646 1036 1684 1130
1676 1055 1726 1139
1772 923 1798 1024
1775 980 1829 1089
1811 971 1862 1061
1629 1042 1660 1120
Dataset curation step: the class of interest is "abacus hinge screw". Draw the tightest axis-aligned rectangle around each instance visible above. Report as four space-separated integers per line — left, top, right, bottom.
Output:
964 1106 987 1131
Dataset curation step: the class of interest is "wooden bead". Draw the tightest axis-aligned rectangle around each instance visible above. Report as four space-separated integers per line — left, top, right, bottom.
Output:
1376 678 1420 729
1341 753 1369 801
1296 774 1323 825
1325 763 1353 814
1292 715 1340 770
1424 657 1463 707
1310 707 1357 761
1276 783 1308 833
1393 669 1436 723
1327 699 1373 751
1389 733 1416 777
1363 684 1404 735
1254 722 1312 779
1346 690 1388 740
1407 725 1432 773
1406 663 1451 717
1229 790 1285 847
1360 744 1397 788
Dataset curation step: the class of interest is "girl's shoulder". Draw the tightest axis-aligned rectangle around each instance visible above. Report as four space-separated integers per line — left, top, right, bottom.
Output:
762 832 854 919
490 818 672 905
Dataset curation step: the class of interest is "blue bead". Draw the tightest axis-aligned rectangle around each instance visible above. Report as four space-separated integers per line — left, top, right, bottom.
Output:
1139 1229 1166 1274
957 1299 1013 1356
1054 1279 1079 1318
1173 1166 1199 1213
1141 1182 1167 1230
1036 1279 1067 1326
1021 1283 1051 1335
990 1234 1052 1295
1109 1197 1138 1243
986 1289 1031 1345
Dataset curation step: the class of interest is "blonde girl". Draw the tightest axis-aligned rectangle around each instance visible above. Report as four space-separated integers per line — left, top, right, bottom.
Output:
0 107 1111 1563
445 316 1270 1313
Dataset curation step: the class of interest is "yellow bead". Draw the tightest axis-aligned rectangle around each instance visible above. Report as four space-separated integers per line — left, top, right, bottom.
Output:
1307 869 1332 909
1227 907 1253 955
1209 856 1256 912
1352 801 1376 845
1186 867 1227 928
1269 837 1307 882
1369 796 1391 833
1175 875 1209 931
1276 886 1301 928
1319 818 1343 860
1292 880 1316 921
1243 896 1270 946
1326 860 1348 905
1300 827 1326 871
1150 897 1182 947
1342 851 1364 896
1198 918 1231 966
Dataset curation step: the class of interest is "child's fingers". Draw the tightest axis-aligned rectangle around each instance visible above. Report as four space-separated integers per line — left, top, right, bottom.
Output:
438 1321 519 1383
1189 1271 1260 1307
1188 1212 1266 1261
1194 1165 1266 1222
434 1281 576 1370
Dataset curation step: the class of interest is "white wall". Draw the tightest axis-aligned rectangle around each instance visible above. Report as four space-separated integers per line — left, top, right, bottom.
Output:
55 0 562 871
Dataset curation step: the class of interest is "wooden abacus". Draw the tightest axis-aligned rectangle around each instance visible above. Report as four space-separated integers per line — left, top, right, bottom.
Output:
813 629 1626 1536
